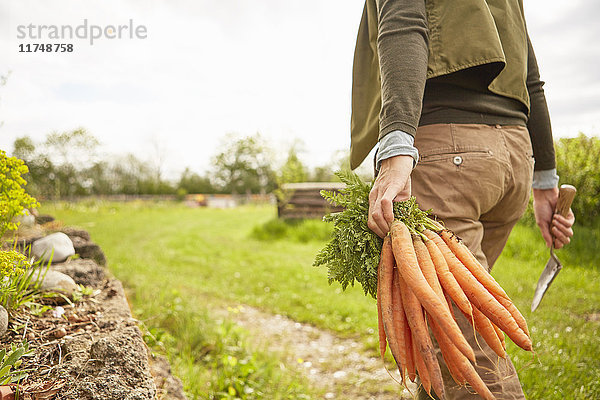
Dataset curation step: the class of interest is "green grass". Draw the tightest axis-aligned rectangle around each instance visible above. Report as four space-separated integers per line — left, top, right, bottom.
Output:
43 200 600 399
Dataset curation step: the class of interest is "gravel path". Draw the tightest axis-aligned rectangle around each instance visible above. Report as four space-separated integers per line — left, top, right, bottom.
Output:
229 305 418 399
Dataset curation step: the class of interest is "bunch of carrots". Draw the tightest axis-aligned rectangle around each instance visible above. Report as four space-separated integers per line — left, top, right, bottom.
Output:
378 220 533 400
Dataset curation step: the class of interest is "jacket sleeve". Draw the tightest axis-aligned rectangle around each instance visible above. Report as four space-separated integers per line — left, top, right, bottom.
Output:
376 0 429 139
526 35 556 171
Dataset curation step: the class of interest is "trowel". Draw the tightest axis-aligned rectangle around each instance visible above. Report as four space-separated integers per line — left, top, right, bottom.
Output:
531 184 577 312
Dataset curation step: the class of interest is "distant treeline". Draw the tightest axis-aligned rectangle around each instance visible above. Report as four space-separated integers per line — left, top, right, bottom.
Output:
8 129 372 199
8 129 599 223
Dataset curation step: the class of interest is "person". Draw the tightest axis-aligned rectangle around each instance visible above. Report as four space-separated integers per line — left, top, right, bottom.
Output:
350 0 575 399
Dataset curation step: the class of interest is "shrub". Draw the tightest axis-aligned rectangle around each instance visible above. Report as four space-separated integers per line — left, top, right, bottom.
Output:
555 133 600 224
0 152 44 313
0 150 39 237
250 218 332 243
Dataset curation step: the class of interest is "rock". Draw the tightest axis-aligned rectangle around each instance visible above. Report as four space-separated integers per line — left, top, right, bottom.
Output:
32 232 75 263
75 242 107 266
62 323 157 400
0 385 15 400
14 209 35 228
0 305 8 337
52 259 106 287
35 214 55 225
33 269 78 299
69 236 88 248
149 355 187 400
54 327 67 339
61 227 91 242
61 228 107 266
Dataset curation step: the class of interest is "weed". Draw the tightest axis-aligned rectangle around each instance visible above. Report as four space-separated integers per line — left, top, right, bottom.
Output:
0 341 33 385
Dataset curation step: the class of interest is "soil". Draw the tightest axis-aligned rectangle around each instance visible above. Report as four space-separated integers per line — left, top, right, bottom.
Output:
0 226 186 400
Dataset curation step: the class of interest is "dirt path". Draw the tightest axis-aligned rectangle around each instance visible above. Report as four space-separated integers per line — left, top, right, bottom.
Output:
229 305 418 399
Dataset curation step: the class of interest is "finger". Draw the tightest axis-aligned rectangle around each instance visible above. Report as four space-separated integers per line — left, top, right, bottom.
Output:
369 186 379 208
368 213 384 238
369 200 389 238
553 234 570 249
381 185 403 227
537 220 553 248
373 202 391 237
551 218 574 238
553 213 575 227
551 226 571 247
381 197 394 228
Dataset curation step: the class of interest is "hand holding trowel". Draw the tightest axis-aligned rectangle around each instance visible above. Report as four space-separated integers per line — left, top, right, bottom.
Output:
531 184 577 312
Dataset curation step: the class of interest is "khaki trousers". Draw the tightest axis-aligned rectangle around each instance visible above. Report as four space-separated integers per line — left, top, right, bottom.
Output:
411 124 533 400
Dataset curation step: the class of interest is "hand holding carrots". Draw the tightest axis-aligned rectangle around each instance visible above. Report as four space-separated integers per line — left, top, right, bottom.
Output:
315 176 533 400
368 155 413 238
377 220 533 400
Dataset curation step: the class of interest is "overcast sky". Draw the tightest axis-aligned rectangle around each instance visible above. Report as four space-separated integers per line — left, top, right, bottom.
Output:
0 0 598 179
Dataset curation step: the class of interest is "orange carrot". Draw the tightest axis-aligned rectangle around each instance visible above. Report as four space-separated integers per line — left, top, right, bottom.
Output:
391 264 409 380
430 318 496 400
439 229 530 337
379 236 404 364
398 271 445 399
413 235 445 305
391 222 475 363
466 307 506 359
495 294 530 338
439 229 508 299
423 231 473 318
444 292 456 321
427 233 532 352
412 331 432 396
377 238 388 361
404 309 417 382
492 321 506 350
427 315 466 386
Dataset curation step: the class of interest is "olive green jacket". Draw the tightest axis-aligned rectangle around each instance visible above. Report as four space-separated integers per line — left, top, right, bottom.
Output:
350 0 529 169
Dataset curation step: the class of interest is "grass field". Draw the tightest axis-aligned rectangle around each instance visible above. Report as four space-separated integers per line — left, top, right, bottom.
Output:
43 200 600 399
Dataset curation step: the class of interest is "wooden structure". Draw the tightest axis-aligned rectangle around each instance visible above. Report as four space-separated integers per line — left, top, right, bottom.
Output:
277 182 345 219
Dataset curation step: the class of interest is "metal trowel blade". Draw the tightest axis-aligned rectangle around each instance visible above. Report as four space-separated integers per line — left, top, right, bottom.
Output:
531 250 563 312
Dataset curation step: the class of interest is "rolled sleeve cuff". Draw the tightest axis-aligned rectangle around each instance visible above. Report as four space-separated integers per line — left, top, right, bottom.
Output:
376 130 419 171
532 168 559 189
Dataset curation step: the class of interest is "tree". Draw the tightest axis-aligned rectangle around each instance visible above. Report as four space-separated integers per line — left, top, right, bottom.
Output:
12 136 55 198
42 128 101 197
11 136 35 162
109 153 152 195
278 143 308 185
212 134 276 194
309 149 373 183
178 168 216 194
274 144 309 202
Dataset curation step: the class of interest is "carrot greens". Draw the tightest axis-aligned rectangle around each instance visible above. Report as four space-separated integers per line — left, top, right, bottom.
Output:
313 171 438 299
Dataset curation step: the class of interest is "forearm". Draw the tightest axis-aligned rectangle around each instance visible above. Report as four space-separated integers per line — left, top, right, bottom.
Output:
376 0 429 139
526 35 556 171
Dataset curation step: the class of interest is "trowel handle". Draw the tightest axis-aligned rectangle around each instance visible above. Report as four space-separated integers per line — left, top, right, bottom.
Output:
555 184 576 217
